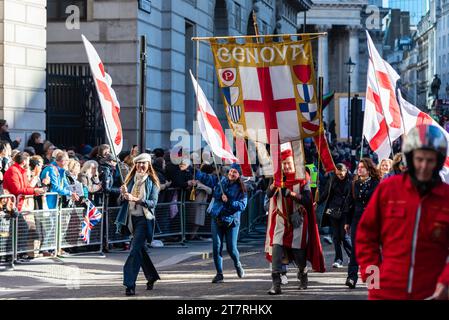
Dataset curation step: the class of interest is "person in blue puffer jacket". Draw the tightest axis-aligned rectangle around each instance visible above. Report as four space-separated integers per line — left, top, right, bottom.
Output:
193 162 248 284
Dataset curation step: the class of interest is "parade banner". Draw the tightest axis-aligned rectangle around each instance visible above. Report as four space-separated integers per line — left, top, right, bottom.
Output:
210 36 322 145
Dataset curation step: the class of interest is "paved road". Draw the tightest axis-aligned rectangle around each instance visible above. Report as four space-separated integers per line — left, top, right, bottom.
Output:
0 232 367 300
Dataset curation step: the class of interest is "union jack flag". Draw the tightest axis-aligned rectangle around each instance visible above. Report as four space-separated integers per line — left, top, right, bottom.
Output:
80 200 102 244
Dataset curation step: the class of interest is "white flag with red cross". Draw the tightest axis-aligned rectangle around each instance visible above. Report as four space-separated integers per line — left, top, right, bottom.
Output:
363 30 405 160
190 71 237 162
82 35 123 156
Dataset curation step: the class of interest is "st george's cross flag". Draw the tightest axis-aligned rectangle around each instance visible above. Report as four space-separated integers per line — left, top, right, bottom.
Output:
190 70 238 162
82 35 123 155
363 31 449 182
363 31 404 160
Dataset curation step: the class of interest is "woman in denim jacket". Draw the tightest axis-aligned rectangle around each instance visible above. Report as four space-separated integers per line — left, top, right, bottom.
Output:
194 163 248 283
115 153 160 296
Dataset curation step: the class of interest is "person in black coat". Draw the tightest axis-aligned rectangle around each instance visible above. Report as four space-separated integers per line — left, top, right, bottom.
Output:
27 132 45 157
318 163 353 268
0 120 20 150
344 158 381 289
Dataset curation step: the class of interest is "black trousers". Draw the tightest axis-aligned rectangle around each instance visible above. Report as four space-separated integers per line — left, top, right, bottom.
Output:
348 216 361 282
330 217 352 262
271 244 306 274
123 216 160 288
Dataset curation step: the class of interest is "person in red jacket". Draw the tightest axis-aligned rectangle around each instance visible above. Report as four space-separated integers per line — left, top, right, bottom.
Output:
356 124 449 300
3 152 46 211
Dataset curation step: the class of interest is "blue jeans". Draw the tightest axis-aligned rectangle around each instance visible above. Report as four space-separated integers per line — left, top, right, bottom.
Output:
123 216 160 289
211 218 241 274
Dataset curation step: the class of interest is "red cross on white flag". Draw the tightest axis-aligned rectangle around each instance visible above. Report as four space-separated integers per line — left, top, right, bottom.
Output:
82 35 123 156
240 65 300 144
363 30 405 160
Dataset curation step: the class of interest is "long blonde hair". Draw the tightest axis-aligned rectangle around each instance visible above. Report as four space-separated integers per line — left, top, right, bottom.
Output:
124 161 160 189
80 160 99 179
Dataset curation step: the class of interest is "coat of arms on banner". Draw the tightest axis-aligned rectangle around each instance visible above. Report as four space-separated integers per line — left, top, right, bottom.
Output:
226 105 242 123
219 68 237 87
297 84 315 103
300 103 318 121
222 87 240 106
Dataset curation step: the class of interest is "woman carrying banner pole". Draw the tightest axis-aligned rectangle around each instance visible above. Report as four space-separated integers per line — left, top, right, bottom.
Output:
115 153 161 296
192 161 248 283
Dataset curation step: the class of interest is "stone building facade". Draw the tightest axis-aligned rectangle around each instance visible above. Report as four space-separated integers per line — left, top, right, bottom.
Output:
0 0 47 148
46 0 312 150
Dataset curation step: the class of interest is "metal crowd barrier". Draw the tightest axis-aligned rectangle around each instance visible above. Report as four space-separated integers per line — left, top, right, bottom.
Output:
0 195 16 267
153 188 185 243
105 206 131 245
2 184 268 266
15 194 59 261
184 198 212 238
58 207 103 255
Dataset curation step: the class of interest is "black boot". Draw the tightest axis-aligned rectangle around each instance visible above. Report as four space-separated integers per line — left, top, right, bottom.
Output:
267 273 282 295
298 270 308 290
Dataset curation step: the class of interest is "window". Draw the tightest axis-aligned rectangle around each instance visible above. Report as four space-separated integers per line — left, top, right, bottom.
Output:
262 21 269 35
47 0 87 21
234 2 242 32
282 2 297 23
185 0 196 6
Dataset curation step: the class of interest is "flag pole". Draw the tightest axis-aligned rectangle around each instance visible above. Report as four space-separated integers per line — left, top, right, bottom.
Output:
101 114 125 184
190 41 225 194
252 10 260 41
315 76 324 203
191 32 327 42
190 36 201 201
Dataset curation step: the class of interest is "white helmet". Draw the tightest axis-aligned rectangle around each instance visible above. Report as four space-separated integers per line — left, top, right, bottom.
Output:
402 124 448 170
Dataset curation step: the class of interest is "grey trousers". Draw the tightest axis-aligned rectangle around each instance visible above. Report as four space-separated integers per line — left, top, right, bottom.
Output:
271 244 306 273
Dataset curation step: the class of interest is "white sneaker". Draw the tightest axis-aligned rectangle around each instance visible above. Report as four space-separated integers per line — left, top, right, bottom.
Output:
280 274 288 285
323 235 333 244
332 260 343 268
151 239 164 247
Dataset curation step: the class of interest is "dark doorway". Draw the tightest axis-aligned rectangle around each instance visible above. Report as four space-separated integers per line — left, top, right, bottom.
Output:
46 64 105 150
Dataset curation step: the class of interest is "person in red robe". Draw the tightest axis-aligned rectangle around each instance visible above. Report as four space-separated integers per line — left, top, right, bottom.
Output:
265 149 325 295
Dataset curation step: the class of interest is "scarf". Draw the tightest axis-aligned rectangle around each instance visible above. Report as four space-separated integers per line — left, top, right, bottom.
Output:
129 172 148 211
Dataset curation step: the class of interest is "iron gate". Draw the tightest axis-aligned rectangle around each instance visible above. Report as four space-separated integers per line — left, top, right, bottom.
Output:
46 64 105 149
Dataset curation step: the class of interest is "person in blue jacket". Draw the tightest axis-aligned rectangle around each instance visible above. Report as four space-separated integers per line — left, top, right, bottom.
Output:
193 162 248 283
40 151 79 209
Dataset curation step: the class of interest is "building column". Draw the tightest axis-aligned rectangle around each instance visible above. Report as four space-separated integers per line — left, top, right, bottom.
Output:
0 0 47 147
316 24 332 122
347 25 360 93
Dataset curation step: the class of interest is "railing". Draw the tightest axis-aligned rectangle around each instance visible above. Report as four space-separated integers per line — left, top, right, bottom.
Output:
0 187 267 270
